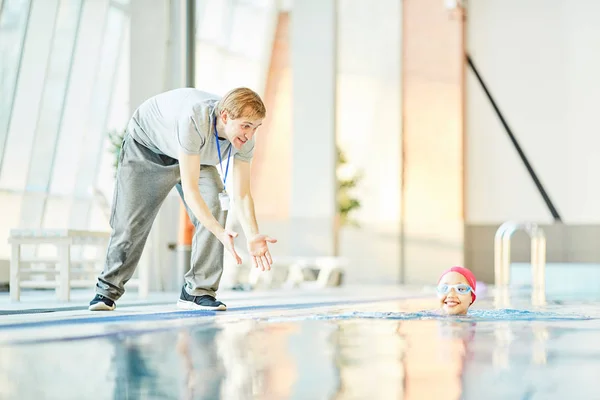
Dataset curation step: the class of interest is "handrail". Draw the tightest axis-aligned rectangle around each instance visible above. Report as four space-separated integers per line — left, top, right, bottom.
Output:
467 54 562 222
494 221 546 306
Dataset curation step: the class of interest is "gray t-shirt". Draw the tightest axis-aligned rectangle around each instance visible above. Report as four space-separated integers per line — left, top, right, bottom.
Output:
126 88 254 164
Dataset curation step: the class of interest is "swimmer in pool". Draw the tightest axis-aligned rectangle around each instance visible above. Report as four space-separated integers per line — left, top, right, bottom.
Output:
436 266 477 315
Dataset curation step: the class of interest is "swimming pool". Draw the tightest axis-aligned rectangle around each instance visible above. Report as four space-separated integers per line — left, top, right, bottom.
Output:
0 288 599 399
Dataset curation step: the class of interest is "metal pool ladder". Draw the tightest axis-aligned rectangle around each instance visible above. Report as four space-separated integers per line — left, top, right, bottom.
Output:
494 221 547 306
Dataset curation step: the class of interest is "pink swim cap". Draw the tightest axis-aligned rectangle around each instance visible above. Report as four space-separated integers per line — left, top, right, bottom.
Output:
438 266 477 303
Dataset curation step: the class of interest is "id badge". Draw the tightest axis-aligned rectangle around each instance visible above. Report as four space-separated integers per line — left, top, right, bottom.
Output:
219 191 230 210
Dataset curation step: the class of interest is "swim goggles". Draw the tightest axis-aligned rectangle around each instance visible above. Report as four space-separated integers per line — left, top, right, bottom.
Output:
436 283 473 295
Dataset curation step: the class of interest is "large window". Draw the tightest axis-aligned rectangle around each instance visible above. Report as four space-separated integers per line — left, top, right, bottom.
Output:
0 0 130 259
195 0 277 94
0 0 30 172
0 0 278 261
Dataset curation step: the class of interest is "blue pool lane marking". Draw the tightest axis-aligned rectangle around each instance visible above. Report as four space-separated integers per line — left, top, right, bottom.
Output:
266 309 596 322
0 303 597 346
0 302 595 334
0 296 413 331
0 301 177 316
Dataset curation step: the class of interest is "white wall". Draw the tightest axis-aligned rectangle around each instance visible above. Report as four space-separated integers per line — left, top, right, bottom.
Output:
467 0 600 224
401 0 464 284
337 0 403 284
289 0 337 256
130 0 170 110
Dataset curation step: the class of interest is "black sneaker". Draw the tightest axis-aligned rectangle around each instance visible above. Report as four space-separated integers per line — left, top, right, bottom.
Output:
89 294 116 311
177 287 227 311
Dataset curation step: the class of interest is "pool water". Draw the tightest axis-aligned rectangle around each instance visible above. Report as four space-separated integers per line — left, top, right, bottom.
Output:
1 294 600 399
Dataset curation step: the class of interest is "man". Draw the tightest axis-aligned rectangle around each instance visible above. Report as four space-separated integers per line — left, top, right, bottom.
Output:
89 87 276 311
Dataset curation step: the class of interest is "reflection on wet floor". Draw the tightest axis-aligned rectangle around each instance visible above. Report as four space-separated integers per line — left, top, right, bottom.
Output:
1 297 600 399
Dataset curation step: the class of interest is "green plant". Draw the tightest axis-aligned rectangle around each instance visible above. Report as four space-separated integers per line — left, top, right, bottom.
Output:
337 146 362 227
107 128 126 176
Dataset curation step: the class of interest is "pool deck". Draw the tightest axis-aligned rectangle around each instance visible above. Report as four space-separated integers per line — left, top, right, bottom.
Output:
0 285 435 344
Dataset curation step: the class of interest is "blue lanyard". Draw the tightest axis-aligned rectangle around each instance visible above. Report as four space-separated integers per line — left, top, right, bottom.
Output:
214 117 231 191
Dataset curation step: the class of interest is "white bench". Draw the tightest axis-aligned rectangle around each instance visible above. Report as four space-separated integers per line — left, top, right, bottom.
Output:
282 256 346 289
244 256 346 289
8 229 148 302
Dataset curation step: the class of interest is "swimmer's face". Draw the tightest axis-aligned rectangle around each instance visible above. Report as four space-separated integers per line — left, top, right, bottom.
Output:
437 271 473 315
220 110 263 150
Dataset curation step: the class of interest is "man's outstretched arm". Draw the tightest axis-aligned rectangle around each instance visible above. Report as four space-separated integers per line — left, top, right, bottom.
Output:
232 157 277 270
179 150 242 264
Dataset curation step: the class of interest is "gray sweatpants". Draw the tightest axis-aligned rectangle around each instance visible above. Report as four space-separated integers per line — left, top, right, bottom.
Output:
95 133 226 301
